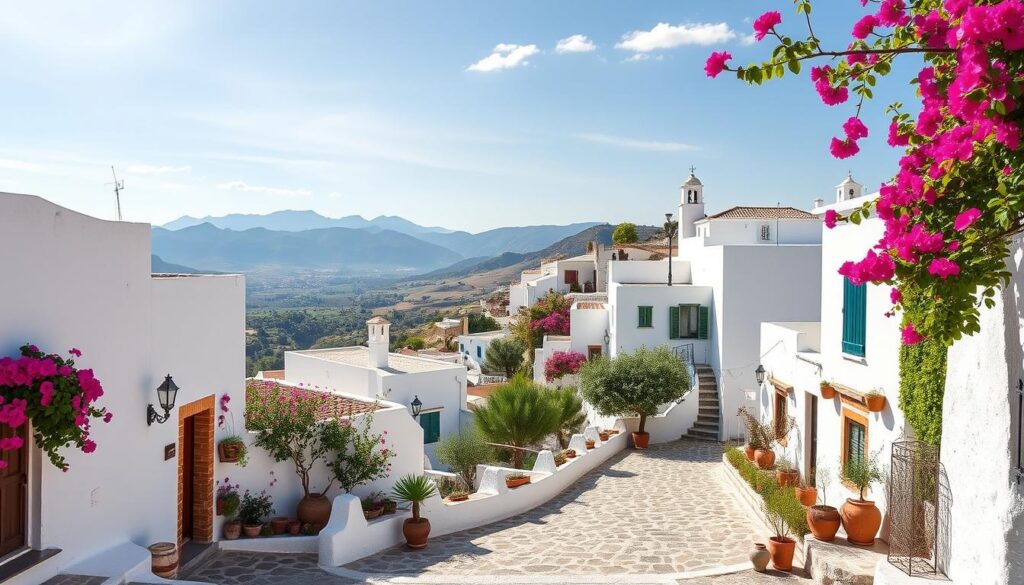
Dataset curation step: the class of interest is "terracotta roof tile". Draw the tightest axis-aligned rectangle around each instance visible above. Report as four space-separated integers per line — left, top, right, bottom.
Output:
576 302 605 310
705 206 817 220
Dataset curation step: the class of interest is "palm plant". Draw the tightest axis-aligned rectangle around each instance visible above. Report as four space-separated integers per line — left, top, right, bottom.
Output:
481 337 526 378
472 375 560 468
552 387 586 449
391 474 438 522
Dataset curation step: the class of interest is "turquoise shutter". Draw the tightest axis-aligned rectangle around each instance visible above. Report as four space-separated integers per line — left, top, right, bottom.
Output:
842 279 867 356
698 306 709 340
420 412 440 444
669 305 680 339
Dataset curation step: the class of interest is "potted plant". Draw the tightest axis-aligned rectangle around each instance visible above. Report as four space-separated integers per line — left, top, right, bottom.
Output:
391 474 438 549
505 472 531 488
237 490 273 538
841 453 885 545
362 496 384 520
598 430 610 441
864 389 886 412
287 520 301 535
553 452 568 467
795 467 818 507
776 455 799 487
218 436 248 465
737 408 762 460
585 439 596 450
270 516 289 535
762 487 807 571
447 490 470 502
807 468 841 542
564 449 577 459
579 347 690 450
382 498 398 515
819 380 837 400
216 478 240 517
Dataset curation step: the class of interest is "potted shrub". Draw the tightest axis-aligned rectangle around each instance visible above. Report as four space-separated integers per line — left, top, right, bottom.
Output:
382 498 398 515
564 449 577 459
287 520 301 535
237 490 273 538
447 490 470 502
841 453 885 545
819 380 837 400
795 468 818 507
598 430 610 442
391 474 438 549
737 408 762 461
218 436 247 465
776 455 799 487
505 472 530 488
762 487 807 571
807 468 841 541
362 496 384 520
585 439 596 450
864 389 886 412
579 347 690 450
553 452 568 467
216 478 240 518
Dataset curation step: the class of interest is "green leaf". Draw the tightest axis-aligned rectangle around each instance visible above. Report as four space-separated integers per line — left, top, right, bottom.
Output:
788 60 801 75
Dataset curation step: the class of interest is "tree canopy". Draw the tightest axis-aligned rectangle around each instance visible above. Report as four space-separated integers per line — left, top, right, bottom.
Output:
472 375 561 468
481 336 526 378
612 222 639 244
579 347 690 434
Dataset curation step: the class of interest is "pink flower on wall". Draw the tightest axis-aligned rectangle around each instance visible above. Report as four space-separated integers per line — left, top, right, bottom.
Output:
544 351 588 382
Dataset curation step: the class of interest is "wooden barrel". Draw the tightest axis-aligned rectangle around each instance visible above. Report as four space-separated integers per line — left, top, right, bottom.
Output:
148 542 178 578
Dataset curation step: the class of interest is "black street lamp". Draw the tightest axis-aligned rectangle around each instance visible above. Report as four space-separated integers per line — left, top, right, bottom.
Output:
755 365 766 386
410 395 423 418
147 374 179 426
665 212 678 286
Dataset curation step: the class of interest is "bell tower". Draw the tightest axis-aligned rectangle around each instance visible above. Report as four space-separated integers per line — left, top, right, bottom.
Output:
366 316 391 368
835 172 863 202
678 167 706 239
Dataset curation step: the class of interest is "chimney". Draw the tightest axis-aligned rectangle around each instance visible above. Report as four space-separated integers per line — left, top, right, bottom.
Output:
813 198 824 209
462 316 469 335
366 316 391 368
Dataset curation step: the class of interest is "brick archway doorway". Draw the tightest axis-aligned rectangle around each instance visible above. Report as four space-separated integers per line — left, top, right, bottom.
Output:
178 396 214 544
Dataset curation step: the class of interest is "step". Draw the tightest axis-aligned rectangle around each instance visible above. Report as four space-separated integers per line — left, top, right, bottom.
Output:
686 429 719 440
692 422 719 433
696 416 719 426
697 408 719 417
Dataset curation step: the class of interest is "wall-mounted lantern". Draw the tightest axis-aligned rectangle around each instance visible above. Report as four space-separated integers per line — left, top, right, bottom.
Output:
410 395 422 419
147 374 179 426
754 365 766 386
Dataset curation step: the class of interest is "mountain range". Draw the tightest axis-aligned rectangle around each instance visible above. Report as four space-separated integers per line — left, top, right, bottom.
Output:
153 211 603 274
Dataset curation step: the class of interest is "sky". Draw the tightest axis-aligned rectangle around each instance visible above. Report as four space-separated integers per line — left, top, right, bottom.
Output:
0 1 920 232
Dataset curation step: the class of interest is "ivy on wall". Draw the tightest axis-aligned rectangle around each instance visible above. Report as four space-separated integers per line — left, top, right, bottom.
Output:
898 336 948 446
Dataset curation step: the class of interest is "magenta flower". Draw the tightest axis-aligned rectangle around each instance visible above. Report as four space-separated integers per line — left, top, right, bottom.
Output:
824 209 839 229
752 11 782 41
901 323 924 345
928 257 961 279
68 348 82 357
843 117 869 141
82 439 97 454
953 208 981 231
852 14 878 39
704 51 732 78
830 137 860 159
890 287 902 304
39 381 54 407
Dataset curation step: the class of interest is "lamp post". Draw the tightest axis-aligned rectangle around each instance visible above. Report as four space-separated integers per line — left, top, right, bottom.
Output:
755 365 766 386
665 212 677 286
410 395 423 419
147 374 179 426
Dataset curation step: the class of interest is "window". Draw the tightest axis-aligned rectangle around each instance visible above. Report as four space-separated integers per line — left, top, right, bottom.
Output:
587 345 602 360
773 384 790 447
842 278 867 357
564 270 578 285
459 343 465 353
669 304 709 340
637 306 653 328
841 408 869 475
419 411 440 444
476 346 482 359
759 224 772 241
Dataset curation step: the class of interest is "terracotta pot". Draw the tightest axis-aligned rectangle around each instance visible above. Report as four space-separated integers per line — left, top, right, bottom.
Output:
599 431 610 441
632 431 650 449
749 542 771 572
766 536 796 571
777 469 799 487
403 518 431 549
149 542 178 579
447 493 469 502
505 476 530 489
297 494 332 527
287 520 301 535
565 449 577 458
242 524 262 538
796 486 818 507
364 506 384 520
754 449 776 469
222 520 242 540
586 440 596 450
216 498 225 516
270 516 289 535
841 498 882 546
218 440 243 464
819 384 837 399
807 505 841 542
743 445 756 461
865 394 886 413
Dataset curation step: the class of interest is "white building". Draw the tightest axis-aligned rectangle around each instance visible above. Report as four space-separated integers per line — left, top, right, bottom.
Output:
458 329 509 372
0 193 245 583
282 318 469 465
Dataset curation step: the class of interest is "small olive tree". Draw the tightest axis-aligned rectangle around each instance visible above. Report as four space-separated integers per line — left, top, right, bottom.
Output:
481 337 525 378
579 347 689 435
435 426 494 488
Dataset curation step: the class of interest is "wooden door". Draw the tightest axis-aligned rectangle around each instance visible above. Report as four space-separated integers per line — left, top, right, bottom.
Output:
808 394 818 479
0 424 26 557
181 415 195 540
587 345 602 360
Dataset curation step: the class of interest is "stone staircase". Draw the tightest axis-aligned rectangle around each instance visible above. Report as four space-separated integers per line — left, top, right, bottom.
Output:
685 364 720 441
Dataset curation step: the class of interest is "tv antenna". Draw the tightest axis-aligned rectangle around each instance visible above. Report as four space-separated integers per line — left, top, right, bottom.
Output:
107 166 124 221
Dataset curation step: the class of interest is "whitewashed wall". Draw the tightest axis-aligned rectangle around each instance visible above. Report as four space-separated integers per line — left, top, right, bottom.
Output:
607 282 713 361
568 305 608 357
693 217 822 247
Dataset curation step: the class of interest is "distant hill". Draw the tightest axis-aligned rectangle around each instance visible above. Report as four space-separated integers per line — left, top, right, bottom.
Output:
151 255 204 274
151 223 463 273
416 222 602 258
161 210 455 236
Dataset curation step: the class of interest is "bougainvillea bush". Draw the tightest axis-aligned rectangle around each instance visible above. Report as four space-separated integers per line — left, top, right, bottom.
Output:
544 351 588 382
0 344 112 470
708 0 1024 347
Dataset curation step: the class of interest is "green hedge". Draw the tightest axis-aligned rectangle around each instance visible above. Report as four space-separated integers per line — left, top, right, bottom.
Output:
725 448 808 538
898 336 947 446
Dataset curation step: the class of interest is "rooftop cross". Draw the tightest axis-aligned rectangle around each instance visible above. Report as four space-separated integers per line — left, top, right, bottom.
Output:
689 165 697 175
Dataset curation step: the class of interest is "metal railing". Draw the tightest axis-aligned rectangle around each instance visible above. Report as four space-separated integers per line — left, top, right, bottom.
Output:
672 343 697 402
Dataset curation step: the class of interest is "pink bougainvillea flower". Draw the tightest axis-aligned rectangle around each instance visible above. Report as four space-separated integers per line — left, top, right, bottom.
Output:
68 348 81 357
928 257 961 279
890 287 902 304
103 412 113 423
852 14 879 39
953 208 981 231
843 117 869 141
704 51 732 78
887 121 910 147
752 11 782 41
877 0 910 27
824 209 839 229
902 323 924 345
830 137 860 159
39 380 54 407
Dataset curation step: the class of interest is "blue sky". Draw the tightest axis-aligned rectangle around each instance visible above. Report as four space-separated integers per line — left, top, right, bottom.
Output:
0 1 918 232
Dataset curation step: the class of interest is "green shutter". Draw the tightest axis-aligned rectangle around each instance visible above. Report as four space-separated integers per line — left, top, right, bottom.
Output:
697 306 709 340
842 279 867 356
638 306 652 328
420 411 440 444
669 305 680 339
846 420 865 463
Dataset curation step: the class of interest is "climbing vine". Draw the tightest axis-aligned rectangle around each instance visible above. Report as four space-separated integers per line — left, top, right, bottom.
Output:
898 337 948 445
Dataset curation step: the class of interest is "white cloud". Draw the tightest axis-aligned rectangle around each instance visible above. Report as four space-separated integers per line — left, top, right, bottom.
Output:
555 34 596 54
616 22 738 53
740 34 757 46
216 180 311 196
467 44 540 72
577 133 697 152
126 164 192 174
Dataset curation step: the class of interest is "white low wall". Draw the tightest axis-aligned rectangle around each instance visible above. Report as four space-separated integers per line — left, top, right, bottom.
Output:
583 387 698 446
319 430 628 567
